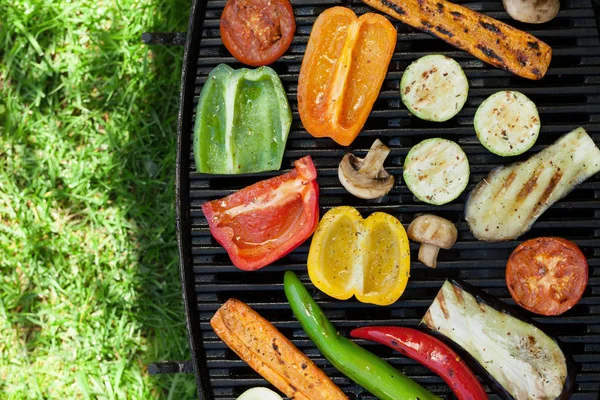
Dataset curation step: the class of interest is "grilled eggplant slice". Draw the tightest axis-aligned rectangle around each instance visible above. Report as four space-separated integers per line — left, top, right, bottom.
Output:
421 280 575 400
466 127 600 241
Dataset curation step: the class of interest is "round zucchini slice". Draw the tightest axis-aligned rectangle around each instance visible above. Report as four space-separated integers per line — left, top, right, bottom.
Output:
403 138 470 205
400 55 469 122
474 91 540 156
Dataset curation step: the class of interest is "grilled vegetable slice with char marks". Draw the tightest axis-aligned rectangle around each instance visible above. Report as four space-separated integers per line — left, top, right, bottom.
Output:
211 299 348 400
466 127 600 241
404 138 470 205
421 280 575 400
474 91 540 157
401 55 469 122
360 0 552 80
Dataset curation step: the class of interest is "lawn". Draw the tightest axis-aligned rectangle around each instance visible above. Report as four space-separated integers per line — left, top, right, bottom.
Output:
0 1 198 398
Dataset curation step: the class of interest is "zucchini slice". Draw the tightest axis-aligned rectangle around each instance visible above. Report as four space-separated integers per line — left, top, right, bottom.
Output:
422 280 575 400
403 138 469 205
400 55 469 122
237 388 283 400
475 91 540 156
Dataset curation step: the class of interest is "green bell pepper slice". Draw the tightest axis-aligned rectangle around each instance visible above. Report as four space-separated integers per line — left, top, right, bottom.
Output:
284 271 440 400
193 64 291 174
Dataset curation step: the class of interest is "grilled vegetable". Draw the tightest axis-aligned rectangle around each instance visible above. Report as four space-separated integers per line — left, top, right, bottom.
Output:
298 7 396 146
193 64 291 174
404 138 470 205
506 237 588 316
220 0 296 66
211 299 348 400
237 388 283 400
401 55 469 122
338 139 394 199
466 127 600 242
360 0 552 80
350 326 488 400
202 156 319 271
307 206 410 306
421 280 575 400
474 91 540 157
503 0 559 24
407 215 458 268
284 271 439 400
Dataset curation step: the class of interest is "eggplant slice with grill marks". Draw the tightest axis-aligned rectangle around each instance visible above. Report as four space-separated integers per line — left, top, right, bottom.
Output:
421 280 575 400
465 127 600 242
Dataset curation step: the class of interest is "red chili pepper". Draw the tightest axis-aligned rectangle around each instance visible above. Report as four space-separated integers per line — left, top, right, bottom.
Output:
202 156 319 271
351 326 488 400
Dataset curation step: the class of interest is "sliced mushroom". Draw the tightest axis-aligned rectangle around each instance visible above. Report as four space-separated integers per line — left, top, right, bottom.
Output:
407 215 457 268
338 139 395 199
503 0 559 24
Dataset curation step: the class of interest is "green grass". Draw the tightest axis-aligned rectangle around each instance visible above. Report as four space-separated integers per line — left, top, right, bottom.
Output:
0 1 198 398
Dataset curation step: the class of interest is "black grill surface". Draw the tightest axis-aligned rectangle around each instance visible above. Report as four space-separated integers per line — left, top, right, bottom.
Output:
176 0 600 398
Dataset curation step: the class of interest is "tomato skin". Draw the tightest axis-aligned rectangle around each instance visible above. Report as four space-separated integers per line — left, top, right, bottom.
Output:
220 0 296 67
506 237 588 316
202 156 319 271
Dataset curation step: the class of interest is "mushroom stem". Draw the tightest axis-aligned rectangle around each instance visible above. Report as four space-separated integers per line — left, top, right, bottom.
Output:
418 243 440 268
358 139 391 178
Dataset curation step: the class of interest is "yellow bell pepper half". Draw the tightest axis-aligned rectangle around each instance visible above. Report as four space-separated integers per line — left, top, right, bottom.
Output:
307 206 411 306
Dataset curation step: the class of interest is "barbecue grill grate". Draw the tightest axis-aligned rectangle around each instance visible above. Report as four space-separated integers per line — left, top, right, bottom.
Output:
175 0 600 398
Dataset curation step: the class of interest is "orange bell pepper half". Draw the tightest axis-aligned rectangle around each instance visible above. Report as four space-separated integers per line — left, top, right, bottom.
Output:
298 7 396 146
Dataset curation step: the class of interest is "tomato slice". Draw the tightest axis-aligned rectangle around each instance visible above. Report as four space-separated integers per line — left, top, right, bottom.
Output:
220 0 296 67
506 237 588 316
202 156 319 271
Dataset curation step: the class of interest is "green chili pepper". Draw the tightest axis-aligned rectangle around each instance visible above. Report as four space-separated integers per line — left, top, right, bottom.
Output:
284 271 440 400
193 64 291 174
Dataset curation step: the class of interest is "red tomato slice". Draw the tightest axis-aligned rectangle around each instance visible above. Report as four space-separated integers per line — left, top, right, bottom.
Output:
506 237 588 316
202 157 319 271
220 0 296 67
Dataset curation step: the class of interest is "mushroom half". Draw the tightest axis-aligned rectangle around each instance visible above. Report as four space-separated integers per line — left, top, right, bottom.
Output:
503 0 559 24
338 139 395 199
407 214 458 268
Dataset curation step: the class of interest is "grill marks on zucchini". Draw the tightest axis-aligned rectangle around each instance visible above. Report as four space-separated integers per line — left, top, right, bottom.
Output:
466 127 600 241
475 91 540 156
404 138 470 205
360 0 552 80
401 55 468 122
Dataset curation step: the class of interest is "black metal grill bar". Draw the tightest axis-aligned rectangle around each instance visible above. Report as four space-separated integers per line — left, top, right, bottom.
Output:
182 0 600 397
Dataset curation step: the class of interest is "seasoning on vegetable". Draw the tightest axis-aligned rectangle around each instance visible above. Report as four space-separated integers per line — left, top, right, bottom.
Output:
220 0 296 67
211 299 348 400
202 156 319 271
407 214 458 268
351 326 488 400
360 0 552 80
307 206 410 306
298 7 396 146
421 280 575 400
338 139 394 199
506 237 588 316
193 64 291 174
284 271 440 400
